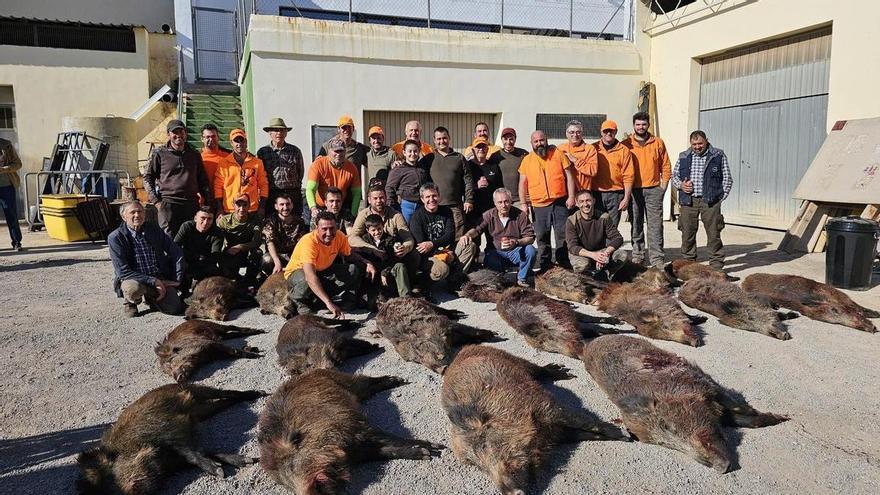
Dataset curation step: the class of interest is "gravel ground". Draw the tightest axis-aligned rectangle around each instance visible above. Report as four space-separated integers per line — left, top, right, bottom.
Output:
1 224 879 495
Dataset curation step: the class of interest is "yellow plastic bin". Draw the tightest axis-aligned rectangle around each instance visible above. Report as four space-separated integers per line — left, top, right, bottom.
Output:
41 209 91 242
41 194 89 209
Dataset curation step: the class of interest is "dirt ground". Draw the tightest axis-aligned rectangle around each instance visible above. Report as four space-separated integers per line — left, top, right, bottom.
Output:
0 222 878 495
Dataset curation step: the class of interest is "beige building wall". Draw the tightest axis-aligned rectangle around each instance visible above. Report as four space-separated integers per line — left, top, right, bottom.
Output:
648 0 880 158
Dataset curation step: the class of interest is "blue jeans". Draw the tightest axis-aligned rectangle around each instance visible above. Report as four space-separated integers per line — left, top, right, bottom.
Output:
0 185 22 245
400 199 418 223
484 245 537 282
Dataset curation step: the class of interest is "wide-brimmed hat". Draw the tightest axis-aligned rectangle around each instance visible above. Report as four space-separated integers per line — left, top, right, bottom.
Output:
263 118 292 132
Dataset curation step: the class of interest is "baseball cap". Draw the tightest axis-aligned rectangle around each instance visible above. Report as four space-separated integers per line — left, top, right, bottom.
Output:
327 137 346 152
233 192 250 205
471 137 490 148
500 127 516 138
166 119 185 132
229 128 247 141
368 125 384 137
600 120 618 132
336 114 354 128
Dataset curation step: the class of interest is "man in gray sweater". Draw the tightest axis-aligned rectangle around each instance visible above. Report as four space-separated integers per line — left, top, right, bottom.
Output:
565 190 627 275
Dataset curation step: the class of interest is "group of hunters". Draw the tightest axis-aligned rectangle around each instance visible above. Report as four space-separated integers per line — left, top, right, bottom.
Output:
89 112 732 318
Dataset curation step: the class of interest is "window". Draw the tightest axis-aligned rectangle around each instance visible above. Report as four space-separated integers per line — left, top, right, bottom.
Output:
0 106 14 130
536 113 607 140
0 17 136 53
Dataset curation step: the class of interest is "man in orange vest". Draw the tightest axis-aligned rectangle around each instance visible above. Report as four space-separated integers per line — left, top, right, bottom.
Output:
591 120 634 228
517 130 577 271
214 129 269 217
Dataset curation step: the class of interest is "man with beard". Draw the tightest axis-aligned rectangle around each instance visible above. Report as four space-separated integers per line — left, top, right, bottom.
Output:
622 112 670 267
565 190 626 276
365 125 395 186
306 137 362 221
591 120 634 227
261 193 307 276
518 130 576 271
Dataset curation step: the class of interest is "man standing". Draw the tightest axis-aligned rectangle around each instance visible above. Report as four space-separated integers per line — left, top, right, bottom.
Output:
0 137 23 251
409 183 476 288
284 211 377 318
108 201 184 317
391 120 433 158
420 126 473 239
467 137 503 246
349 186 420 297
306 137 362 220
557 120 599 193
319 115 371 172
216 193 263 284
565 190 625 275
261 192 307 276
518 130 577 270
214 129 269 217
144 119 211 236
459 188 536 287
365 125 395 186
199 123 229 198
591 120 634 227
174 206 224 292
671 130 733 270
257 118 305 216
622 112 671 267
462 122 502 160
490 128 528 208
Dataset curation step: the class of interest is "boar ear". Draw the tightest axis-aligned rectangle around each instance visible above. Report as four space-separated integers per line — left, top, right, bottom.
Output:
637 309 659 323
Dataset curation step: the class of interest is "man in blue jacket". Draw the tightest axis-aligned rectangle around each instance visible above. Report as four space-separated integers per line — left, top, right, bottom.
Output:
671 130 733 269
108 201 185 317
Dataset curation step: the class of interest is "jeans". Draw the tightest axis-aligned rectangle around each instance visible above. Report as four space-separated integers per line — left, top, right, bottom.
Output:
0 185 22 245
485 245 537 281
532 198 570 269
400 199 418 223
628 186 665 266
679 197 725 269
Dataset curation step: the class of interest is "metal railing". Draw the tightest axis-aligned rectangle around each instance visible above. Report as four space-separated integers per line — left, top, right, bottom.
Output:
24 170 131 230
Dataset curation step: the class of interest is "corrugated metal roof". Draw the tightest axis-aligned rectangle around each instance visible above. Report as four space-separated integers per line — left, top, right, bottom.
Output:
0 16 144 30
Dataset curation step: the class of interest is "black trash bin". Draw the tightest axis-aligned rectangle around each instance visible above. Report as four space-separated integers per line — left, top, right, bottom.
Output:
825 216 880 290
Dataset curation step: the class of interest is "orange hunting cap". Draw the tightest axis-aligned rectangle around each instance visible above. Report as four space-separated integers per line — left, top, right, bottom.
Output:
471 137 490 148
229 128 247 141
368 125 384 137
600 120 618 132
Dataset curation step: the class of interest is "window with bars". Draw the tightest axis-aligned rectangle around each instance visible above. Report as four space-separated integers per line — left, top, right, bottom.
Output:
0 18 136 53
536 113 607 140
0 107 14 130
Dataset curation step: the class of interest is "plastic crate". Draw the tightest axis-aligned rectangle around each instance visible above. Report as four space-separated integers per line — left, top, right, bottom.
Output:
41 194 89 209
43 211 90 242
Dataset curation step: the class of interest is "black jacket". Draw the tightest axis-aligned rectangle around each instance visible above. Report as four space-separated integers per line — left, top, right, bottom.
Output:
108 221 184 297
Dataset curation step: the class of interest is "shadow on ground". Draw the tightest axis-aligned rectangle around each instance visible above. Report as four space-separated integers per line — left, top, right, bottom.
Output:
0 423 108 475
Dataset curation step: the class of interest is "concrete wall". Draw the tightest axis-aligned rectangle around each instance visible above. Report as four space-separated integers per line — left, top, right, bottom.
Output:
4 0 175 32
649 0 880 158
242 11 652 159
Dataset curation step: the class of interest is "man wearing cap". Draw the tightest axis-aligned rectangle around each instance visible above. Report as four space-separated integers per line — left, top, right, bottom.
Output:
462 122 502 161
216 192 263 285
558 120 599 193
144 119 211 236
622 112 671 267
199 123 229 197
365 125 395 186
257 118 305 219
488 127 528 209
591 120 634 228
319 114 370 173
467 137 503 247
420 126 473 239
215 129 269 218
391 120 433 159
307 137 362 220
671 130 733 269
518 130 577 271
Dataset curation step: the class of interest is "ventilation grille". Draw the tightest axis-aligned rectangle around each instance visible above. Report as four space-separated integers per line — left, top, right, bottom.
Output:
536 113 606 140
0 18 136 53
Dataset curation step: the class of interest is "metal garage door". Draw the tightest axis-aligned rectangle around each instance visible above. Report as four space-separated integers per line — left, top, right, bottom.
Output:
698 27 831 229
363 111 498 153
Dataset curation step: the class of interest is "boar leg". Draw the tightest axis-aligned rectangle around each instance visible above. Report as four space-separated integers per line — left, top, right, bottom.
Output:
319 317 363 332
217 324 266 338
209 343 263 360
210 452 258 467
428 304 466 320
577 313 621 325
340 374 408 401
449 324 499 345
337 338 382 360
776 311 800 320
554 411 630 442
360 430 445 461
175 446 225 477
187 387 265 420
531 362 576 381
860 306 880 318
715 390 789 428
687 314 709 325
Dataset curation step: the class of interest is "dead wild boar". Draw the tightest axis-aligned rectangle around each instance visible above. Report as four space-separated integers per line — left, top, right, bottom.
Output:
496 287 618 358
594 282 703 347
257 272 295 318
276 315 379 375
258 369 443 494
185 276 239 321
460 269 514 303
442 345 628 495
679 278 791 340
77 384 264 495
535 266 606 304
666 259 739 282
155 320 266 382
743 273 879 333
633 266 682 292
581 335 788 473
376 297 498 373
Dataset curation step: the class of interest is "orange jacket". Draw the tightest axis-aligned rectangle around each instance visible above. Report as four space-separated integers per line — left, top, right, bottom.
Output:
592 141 634 192
518 147 570 207
622 135 671 188
214 153 269 212
201 147 229 194
557 141 598 191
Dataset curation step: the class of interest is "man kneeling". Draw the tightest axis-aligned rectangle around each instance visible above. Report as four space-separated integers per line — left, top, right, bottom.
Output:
284 211 377 318
565 190 628 277
458 188 536 287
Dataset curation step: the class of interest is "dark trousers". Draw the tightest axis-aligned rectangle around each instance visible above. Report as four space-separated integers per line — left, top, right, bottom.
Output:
220 248 263 283
0 185 22 245
628 186 665 266
157 200 199 238
447 204 466 240
592 190 625 227
532 198 571 269
182 258 221 293
678 197 725 269
287 263 363 308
